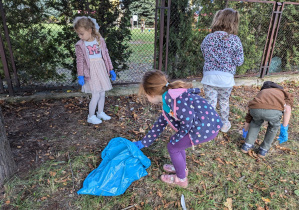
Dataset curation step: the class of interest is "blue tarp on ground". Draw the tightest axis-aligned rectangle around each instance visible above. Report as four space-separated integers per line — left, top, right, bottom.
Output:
77 137 151 196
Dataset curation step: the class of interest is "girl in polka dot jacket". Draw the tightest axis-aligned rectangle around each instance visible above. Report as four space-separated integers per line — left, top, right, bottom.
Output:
134 70 223 188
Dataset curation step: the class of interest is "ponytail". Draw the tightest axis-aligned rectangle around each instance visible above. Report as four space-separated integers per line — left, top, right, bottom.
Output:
139 70 193 97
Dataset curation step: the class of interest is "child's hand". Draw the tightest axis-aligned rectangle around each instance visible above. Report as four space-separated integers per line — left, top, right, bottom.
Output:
78 76 85 86
110 70 116 81
242 128 248 139
134 141 144 149
278 124 288 144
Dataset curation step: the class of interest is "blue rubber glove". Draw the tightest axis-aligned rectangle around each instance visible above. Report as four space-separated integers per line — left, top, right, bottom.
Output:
78 76 85 86
242 128 248 139
110 70 116 81
278 124 288 144
134 141 144 150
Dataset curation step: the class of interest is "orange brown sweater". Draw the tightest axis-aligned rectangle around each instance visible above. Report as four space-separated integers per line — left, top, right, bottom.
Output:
245 88 294 123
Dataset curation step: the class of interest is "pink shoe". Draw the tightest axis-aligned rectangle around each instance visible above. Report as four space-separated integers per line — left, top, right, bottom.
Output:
163 164 189 176
160 174 188 188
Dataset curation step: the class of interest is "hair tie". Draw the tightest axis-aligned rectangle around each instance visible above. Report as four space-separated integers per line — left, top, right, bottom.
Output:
88 16 100 31
165 82 169 87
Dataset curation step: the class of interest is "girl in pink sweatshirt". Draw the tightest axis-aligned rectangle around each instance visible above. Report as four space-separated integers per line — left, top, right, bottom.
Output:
73 16 116 124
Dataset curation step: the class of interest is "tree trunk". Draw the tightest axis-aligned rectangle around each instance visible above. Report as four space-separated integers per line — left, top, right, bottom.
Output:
0 107 16 186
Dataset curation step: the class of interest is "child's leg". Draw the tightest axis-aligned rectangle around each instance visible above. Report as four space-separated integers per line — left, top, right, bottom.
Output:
245 109 264 145
217 87 233 124
97 91 105 113
167 135 192 179
260 110 283 150
89 92 101 116
203 84 218 109
96 91 111 120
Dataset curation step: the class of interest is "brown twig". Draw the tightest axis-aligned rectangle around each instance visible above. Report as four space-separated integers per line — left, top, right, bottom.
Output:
120 204 137 210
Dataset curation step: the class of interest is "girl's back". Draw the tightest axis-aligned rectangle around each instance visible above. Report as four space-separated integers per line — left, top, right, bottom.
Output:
201 31 243 75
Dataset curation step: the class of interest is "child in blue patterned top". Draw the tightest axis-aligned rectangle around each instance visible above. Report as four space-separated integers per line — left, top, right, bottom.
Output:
134 70 223 188
201 8 244 133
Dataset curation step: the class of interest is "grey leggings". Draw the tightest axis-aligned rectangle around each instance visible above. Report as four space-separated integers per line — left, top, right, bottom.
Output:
89 91 105 116
203 84 233 124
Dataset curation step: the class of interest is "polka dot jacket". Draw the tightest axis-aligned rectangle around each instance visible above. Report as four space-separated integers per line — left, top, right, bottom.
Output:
141 88 223 147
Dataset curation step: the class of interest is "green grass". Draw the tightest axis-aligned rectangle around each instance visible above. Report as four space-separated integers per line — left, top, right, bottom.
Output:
1 83 298 209
1 132 298 209
126 28 155 64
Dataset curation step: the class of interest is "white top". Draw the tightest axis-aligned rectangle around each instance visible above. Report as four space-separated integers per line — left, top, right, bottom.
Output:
84 39 102 59
201 74 235 87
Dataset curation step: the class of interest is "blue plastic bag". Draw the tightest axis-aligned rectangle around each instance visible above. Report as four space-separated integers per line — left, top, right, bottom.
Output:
77 137 151 196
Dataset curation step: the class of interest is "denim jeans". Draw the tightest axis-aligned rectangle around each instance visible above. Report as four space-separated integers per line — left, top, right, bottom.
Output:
245 109 283 151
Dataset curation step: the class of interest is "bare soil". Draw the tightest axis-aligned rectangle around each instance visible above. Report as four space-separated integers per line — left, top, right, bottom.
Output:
1 95 150 177
0 81 298 209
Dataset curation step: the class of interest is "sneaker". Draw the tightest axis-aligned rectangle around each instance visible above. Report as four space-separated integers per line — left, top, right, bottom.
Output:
241 143 253 153
87 115 102 124
160 174 188 188
258 148 268 158
163 164 189 176
97 112 111 120
221 121 231 133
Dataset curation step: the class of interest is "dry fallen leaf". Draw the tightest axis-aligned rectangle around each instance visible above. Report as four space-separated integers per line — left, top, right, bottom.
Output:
224 198 233 210
164 201 175 208
262 197 271 204
132 113 138 120
88 163 94 169
215 157 225 165
248 150 258 159
49 171 57 177
256 205 265 210
157 190 162 198
41 196 47 201
270 192 275 198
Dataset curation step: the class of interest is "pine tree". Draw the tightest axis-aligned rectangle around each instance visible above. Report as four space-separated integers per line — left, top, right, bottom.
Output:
1 0 136 83
164 0 222 78
47 0 136 78
129 0 155 26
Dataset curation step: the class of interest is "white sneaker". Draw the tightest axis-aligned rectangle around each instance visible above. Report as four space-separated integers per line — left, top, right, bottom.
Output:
87 115 102 124
221 121 231 133
97 112 111 120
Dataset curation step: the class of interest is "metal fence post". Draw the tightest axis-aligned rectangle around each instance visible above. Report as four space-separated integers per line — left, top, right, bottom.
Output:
0 0 19 87
154 0 159 69
259 2 282 78
164 0 171 73
158 0 165 71
0 32 14 96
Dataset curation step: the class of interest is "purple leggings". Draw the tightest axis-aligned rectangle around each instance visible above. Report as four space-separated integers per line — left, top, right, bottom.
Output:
167 132 218 179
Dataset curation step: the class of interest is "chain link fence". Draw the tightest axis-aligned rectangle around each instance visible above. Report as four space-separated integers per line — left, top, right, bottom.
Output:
271 3 299 73
0 0 299 93
165 0 275 79
0 0 157 90
163 0 299 79
116 0 156 84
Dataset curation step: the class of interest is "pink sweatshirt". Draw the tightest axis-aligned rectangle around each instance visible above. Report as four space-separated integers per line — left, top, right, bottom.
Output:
75 37 113 80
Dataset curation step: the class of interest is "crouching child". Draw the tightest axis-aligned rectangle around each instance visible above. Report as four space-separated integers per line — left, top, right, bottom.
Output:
241 81 293 158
